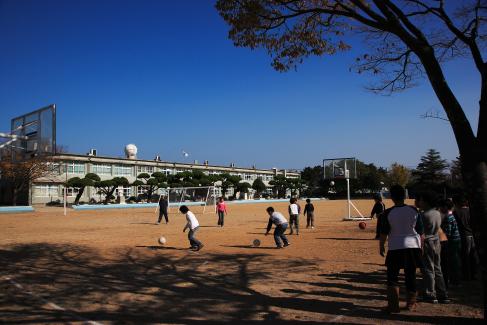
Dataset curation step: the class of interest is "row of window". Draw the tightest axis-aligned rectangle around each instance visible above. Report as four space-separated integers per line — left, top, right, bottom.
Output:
34 183 279 198
60 162 286 181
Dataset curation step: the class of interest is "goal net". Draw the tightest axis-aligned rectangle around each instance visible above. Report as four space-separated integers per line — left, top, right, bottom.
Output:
158 186 217 214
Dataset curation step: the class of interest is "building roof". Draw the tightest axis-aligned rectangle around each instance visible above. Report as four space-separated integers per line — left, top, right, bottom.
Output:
53 153 300 176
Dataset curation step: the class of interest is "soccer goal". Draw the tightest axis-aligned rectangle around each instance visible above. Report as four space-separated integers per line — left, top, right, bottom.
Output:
156 186 217 214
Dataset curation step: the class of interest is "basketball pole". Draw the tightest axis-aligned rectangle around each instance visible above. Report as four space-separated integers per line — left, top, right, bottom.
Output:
346 178 351 220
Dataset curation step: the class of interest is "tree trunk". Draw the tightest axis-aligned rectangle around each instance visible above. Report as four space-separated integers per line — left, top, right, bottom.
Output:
74 187 85 205
462 156 487 318
105 187 117 204
12 187 17 206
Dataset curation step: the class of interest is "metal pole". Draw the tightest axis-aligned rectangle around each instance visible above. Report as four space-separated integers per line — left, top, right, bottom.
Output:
347 178 351 219
64 162 67 216
64 187 67 216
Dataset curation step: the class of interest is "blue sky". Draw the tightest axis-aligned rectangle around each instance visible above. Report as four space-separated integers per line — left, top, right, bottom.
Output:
0 0 480 170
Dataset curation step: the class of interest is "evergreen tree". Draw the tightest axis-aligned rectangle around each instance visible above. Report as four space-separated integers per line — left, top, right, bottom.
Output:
252 177 266 198
412 149 448 187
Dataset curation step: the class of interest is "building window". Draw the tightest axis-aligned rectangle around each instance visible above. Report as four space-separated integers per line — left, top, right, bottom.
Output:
66 162 85 174
158 168 172 175
137 186 146 195
113 165 132 176
91 164 112 175
116 186 132 197
137 166 154 174
243 174 254 181
66 187 79 197
34 185 59 197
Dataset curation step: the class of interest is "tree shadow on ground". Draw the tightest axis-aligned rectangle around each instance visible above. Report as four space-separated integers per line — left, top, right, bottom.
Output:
0 244 482 324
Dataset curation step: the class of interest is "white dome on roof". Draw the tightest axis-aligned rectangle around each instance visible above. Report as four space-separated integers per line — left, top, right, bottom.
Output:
125 144 137 159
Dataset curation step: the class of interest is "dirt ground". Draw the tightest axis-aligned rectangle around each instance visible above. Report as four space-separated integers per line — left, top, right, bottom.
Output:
0 199 483 324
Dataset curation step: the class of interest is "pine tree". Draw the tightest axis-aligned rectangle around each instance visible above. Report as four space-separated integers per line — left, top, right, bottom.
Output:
412 149 448 186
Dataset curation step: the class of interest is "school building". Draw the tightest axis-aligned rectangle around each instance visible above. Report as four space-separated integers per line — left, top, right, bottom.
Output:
31 150 300 205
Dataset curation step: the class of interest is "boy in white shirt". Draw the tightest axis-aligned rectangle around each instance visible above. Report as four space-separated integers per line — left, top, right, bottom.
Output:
265 207 290 248
288 198 301 235
180 205 204 251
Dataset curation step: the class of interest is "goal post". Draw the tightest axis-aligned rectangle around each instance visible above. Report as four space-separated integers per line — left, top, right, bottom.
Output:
155 186 217 215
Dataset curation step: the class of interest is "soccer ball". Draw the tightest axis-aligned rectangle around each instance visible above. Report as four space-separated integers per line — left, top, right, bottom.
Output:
358 222 366 230
252 239 261 247
158 236 167 245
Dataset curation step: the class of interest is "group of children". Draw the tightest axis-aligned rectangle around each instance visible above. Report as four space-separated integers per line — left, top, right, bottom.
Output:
157 195 316 251
377 185 478 313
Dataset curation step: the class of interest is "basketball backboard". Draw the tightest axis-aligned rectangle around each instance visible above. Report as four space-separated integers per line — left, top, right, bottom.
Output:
9 105 56 161
323 157 357 180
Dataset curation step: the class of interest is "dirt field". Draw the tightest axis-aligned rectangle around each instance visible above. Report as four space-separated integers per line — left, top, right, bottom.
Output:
0 199 483 324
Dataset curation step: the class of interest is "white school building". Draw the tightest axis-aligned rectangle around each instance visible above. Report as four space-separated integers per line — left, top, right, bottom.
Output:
31 150 300 205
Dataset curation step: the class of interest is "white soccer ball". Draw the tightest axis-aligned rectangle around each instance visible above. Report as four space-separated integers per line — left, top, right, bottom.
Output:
158 236 167 245
330 181 335 186
252 239 261 247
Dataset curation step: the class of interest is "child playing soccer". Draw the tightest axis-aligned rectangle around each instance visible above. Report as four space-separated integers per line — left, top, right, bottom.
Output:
157 195 169 224
288 198 301 235
179 205 204 251
371 194 386 239
265 207 290 248
216 197 227 227
304 198 315 229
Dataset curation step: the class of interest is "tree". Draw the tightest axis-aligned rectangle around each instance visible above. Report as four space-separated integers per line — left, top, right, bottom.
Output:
300 166 323 196
0 154 58 206
218 173 242 199
412 149 448 187
66 173 100 205
133 172 169 202
236 181 252 198
96 177 129 204
388 162 411 187
450 157 464 190
354 161 385 193
288 178 305 197
252 177 266 198
217 1 487 315
269 175 289 198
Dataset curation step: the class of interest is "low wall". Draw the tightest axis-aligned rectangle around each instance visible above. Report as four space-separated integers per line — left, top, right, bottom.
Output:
0 206 35 213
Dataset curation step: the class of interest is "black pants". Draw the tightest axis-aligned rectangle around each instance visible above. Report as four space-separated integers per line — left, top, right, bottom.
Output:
289 215 299 234
375 213 383 238
217 211 225 226
387 262 417 292
306 212 314 227
158 210 168 223
386 249 422 293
